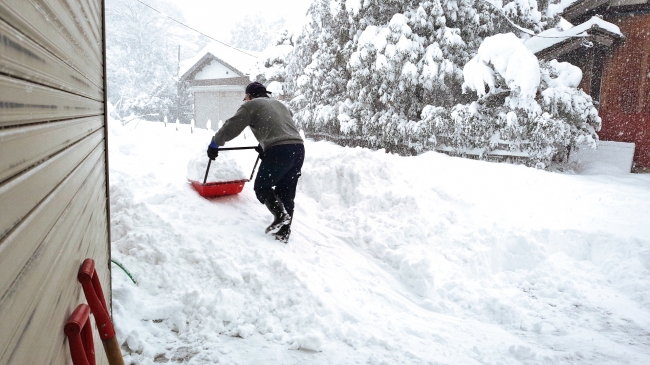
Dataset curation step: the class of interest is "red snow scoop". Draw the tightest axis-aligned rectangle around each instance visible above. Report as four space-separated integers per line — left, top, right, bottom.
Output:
189 146 260 198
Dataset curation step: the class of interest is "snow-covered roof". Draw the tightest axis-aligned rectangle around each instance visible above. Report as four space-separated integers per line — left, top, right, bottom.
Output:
524 16 622 55
179 42 260 79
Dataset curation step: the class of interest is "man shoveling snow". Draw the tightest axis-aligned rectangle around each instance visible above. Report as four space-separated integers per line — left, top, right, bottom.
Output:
207 82 304 243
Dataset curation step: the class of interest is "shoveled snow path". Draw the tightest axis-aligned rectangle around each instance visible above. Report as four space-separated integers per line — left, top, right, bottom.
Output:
109 120 650 365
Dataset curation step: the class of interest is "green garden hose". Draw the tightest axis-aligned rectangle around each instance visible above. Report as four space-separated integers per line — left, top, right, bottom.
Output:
111 260 137 284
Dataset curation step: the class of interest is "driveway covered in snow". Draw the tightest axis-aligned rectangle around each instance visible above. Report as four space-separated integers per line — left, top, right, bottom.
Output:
109 119 650 365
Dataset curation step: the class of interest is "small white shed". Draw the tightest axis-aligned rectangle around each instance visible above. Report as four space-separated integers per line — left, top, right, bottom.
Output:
179 43 259 129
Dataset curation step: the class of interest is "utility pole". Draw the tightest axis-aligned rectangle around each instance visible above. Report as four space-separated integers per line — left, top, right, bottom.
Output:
177 45 181 123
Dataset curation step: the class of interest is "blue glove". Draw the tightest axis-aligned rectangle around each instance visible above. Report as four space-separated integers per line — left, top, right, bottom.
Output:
207 139 219 160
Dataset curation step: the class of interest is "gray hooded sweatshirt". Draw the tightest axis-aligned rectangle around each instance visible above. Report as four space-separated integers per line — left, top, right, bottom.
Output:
212 98 303 150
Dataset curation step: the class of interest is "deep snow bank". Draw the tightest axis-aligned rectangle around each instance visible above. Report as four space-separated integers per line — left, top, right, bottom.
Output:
109 119 650 365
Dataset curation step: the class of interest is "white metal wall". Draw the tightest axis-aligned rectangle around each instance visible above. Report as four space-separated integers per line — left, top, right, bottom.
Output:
0 0 110 364
193 86 245 129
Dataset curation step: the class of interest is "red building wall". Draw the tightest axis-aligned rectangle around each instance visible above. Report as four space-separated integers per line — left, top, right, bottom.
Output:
599 12 650 170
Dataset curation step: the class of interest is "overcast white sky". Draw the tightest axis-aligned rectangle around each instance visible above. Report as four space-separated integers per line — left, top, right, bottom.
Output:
169 0 312 42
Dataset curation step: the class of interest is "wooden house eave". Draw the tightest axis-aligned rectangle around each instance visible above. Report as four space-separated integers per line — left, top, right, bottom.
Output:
562 0 610 23
562 0 650 23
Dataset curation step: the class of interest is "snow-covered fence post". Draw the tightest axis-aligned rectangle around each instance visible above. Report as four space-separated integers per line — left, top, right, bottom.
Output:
206 119 212 132
190 119 195 133
175 119 179 131
164 115 168 127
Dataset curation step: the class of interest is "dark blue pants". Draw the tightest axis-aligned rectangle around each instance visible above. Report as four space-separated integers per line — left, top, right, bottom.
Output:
254 144 305 212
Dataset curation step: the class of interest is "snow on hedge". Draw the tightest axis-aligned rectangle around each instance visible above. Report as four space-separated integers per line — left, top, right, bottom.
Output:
422 32 600 168
463 33 540 100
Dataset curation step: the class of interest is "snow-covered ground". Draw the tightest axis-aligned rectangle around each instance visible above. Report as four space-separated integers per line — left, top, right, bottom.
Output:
109 119 650 365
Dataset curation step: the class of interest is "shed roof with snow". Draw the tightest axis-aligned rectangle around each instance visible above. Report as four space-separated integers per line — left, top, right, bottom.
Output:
179 42 260 85
179 43 260 130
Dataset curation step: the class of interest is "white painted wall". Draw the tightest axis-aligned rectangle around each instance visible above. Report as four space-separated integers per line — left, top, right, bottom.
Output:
194 60 239 80
192 85 246 129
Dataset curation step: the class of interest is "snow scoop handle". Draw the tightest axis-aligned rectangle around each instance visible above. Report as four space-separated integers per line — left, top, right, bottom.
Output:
203 158 212 185
249 155 260 181
203 147 257 184
217 146 257 151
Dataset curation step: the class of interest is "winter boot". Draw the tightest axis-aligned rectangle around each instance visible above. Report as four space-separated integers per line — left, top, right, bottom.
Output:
273 208 293 244
274 225 291 243
264 196 291 234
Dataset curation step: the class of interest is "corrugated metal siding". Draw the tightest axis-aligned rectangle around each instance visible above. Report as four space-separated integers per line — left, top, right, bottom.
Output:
0 0 104 88
0 18 103 100
0 0 111 364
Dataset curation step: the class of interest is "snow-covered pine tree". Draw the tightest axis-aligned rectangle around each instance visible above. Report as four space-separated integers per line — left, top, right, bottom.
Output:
279 1 374 149
502 0 544 34
281 0 583 167
284 1 324 106
291 0 354 136
106 0 198 123
338 0 498 153
254 30 295 89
